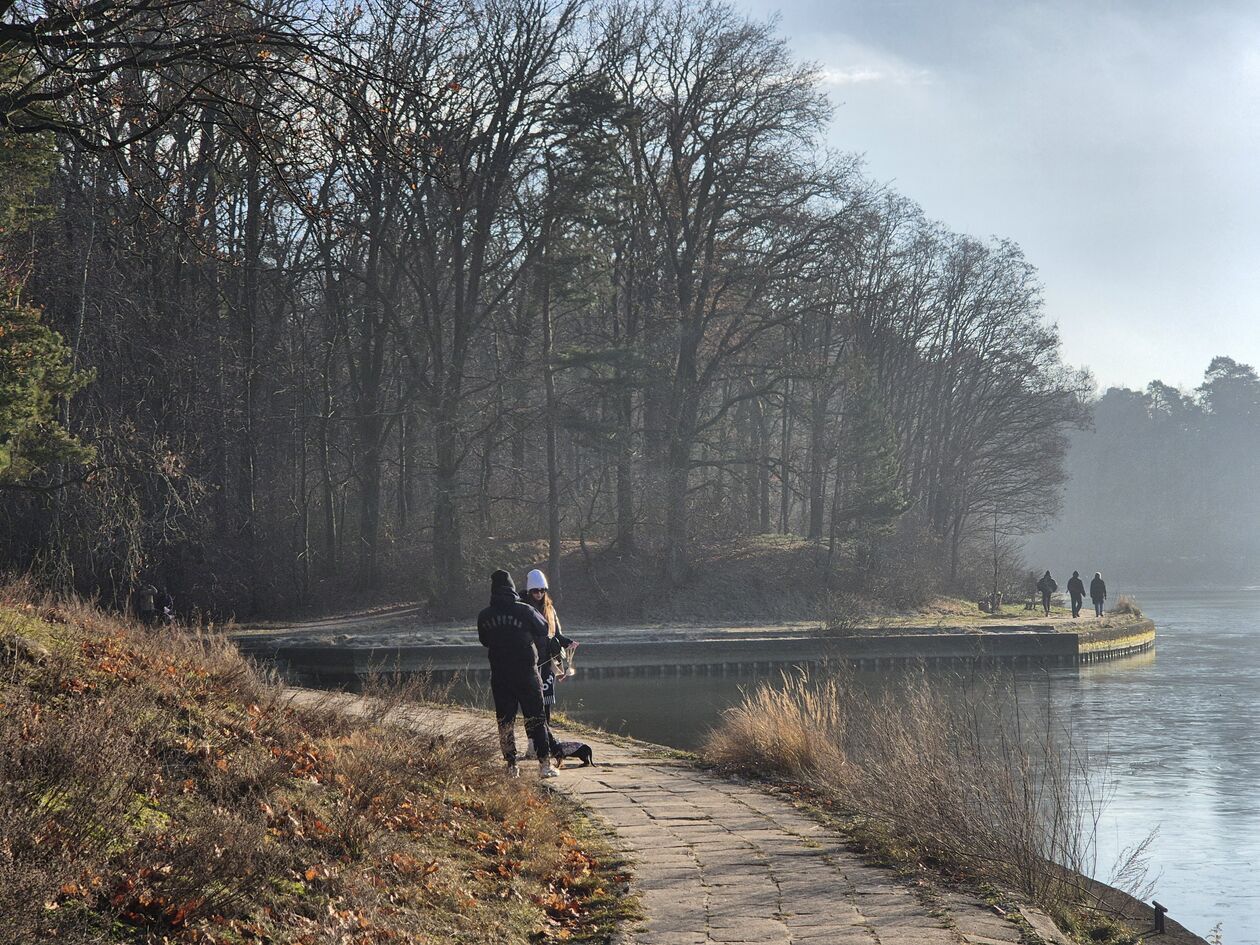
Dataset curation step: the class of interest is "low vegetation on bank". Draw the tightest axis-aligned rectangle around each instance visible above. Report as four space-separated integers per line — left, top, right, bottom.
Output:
0 582 631 944
704 667 1149 944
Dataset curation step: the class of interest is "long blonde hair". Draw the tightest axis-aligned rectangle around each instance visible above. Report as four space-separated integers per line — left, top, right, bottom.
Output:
541 593 559 638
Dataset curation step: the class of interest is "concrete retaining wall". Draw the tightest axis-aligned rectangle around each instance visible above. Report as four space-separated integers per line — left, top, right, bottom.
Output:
236 619 1155 686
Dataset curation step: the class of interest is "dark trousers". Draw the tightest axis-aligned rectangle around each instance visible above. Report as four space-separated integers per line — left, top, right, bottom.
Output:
542 700 562 756
1070 594 1083 618
541 675 561 761
491 672 550 763
1041 591 1051 615
1093 598 1104 617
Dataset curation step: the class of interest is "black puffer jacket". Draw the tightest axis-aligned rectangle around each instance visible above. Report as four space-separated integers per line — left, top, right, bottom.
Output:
477 575 549 678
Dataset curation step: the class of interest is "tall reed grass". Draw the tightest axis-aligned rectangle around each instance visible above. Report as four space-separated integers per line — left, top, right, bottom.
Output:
704 666 1147 918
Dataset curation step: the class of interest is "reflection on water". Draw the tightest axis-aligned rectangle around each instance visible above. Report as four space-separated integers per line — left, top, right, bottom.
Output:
545 590 1258 944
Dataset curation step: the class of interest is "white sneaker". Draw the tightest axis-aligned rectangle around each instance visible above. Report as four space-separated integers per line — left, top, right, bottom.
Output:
539 760 559 779
506 762 520 778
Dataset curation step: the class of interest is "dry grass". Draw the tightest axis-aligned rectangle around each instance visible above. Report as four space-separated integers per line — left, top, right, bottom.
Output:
1112 596 1143 617
0 579 632 944
704 666 1147 926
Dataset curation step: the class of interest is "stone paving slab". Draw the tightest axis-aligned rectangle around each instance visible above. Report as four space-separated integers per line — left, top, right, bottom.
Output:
547 732 1070 945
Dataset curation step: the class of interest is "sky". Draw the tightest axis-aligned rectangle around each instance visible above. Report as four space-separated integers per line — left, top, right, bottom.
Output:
735 0 1260 393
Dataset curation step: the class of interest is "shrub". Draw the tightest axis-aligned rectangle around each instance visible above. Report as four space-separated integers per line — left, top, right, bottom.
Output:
705 671 848 778
1112 596 1142 617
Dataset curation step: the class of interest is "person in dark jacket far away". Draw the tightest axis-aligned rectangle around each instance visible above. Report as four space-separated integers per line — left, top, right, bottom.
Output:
134 582 158 626
1090 572 1107 617
477 569 557 779
1067 571 1086 618
1036 571 1057 616
521 568 574 762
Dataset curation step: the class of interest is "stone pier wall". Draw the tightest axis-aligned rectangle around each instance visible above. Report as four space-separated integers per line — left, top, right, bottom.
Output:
236 619 1156 686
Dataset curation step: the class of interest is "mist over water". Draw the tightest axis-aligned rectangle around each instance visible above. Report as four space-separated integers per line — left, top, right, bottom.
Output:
555 589 1260 943
1024 365 1260 586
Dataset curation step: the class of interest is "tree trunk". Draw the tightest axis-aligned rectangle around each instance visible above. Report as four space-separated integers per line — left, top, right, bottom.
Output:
319 362 337 574
808 383 827 540
779 378 793 534
755 397 771 533
432 403 465 614
740 398 758 533
612 260 637 553
542 270 562 592
398 412 413 532
238 141 263 613
357 414 383 586
664 437 691 586
663 390 698 587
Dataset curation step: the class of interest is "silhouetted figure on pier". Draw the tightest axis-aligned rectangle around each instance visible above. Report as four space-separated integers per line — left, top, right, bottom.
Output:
1090 572 1107 617
1067 571 1085 618
1036 571 1057 616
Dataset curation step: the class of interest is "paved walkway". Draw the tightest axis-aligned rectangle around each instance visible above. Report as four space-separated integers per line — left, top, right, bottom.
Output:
284 689 1067 945
555 734 1067 945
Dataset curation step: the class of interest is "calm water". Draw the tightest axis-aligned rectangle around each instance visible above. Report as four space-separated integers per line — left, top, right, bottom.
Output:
552 589 1260 944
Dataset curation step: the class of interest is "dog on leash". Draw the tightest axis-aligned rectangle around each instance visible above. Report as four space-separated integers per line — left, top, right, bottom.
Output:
552 741 594 767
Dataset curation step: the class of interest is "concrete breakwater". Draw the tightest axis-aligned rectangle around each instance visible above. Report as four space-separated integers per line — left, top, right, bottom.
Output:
235 618 1156 687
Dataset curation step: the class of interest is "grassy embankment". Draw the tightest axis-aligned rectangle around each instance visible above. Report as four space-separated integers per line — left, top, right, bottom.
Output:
820 594 1144 633
704 666 1152 945
0 582 634 944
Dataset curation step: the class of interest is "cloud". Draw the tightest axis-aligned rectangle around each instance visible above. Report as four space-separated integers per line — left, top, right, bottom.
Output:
818 65 933 86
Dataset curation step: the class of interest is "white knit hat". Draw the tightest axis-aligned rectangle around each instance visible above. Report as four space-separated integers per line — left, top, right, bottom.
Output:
525 569 549 591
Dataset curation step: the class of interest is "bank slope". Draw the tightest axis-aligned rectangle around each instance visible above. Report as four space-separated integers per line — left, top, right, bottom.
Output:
0 588 630 944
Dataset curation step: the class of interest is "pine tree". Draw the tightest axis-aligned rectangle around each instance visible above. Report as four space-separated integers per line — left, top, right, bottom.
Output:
0 294 94 484
836 363 910 539
0 126 94 485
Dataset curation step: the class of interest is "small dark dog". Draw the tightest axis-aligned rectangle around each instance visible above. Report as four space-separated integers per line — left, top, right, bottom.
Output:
552 741 594 767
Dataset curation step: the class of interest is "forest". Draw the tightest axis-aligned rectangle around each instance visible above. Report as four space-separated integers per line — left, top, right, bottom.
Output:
0 0 1091 618
1027 356 1260 587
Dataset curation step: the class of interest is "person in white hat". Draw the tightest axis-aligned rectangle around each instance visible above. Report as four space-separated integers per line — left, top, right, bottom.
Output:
521 568 575 761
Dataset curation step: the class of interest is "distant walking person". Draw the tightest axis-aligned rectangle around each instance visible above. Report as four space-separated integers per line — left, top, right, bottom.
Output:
1090 572 1107 617
134 582 159 626
1067 571 1085 618
1036 571 1057 616
477 570 557 779
521 569 574 762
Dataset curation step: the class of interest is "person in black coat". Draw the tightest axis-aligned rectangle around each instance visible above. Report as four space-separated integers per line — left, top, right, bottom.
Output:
477 570 556 778
1067 571 1086 618
1090 572 1107 617
1036 571 1057 616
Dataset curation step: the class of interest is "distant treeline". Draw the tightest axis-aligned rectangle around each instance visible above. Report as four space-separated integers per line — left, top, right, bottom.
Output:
0 0 1088 615
1028 357 1260 585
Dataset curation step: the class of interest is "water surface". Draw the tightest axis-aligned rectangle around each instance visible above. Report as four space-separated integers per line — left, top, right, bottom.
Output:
551 589 1259 944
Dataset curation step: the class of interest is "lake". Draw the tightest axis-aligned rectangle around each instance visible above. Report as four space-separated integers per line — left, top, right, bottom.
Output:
549 588 1259 944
